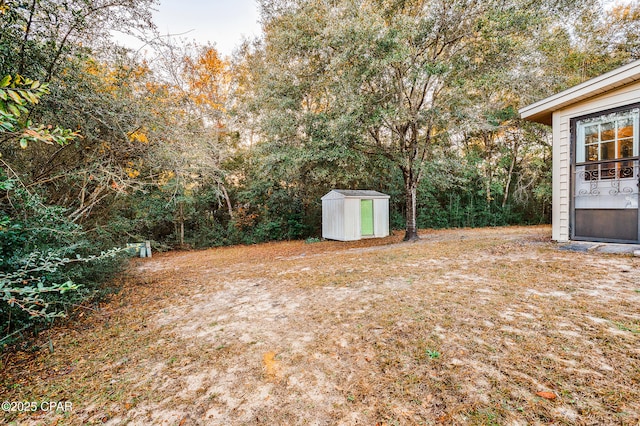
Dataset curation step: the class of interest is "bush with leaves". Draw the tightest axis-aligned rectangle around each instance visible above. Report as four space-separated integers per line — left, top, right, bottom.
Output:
0 173 126 347
0 74 78 148
0 73 124 347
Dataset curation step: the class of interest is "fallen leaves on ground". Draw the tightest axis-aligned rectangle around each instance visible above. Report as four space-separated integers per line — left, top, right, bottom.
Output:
2 226 640 425
535 391 557 400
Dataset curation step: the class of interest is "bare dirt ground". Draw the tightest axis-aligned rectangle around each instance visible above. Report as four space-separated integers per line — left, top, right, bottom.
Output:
2 225 640 425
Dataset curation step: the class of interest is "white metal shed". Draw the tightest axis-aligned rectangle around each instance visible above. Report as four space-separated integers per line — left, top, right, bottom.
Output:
321 190 390 241
520 59 640 243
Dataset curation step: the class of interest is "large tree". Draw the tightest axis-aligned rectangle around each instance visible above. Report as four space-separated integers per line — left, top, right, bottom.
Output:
253 0 593 240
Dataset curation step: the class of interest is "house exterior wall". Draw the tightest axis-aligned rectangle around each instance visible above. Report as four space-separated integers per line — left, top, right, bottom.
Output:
552 79 640 241
322 198 345 240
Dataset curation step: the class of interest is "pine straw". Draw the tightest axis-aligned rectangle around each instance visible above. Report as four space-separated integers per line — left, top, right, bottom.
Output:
2 226 639 425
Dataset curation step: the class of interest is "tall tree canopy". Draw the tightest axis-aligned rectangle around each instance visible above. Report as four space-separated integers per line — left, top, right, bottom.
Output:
250 0 597 240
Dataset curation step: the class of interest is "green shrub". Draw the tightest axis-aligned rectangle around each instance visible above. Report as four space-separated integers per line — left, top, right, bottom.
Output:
0 173 125 348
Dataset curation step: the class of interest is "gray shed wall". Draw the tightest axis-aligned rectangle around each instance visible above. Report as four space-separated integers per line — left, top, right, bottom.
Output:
373 198 390 238
322 190 390 241
322 198 344 241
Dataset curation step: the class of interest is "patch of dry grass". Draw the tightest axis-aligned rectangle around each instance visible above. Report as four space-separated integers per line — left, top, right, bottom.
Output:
2 225 639 425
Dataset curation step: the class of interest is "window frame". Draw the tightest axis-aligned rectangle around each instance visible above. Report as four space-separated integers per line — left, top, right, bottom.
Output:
575 107 639 181
575 107 640 169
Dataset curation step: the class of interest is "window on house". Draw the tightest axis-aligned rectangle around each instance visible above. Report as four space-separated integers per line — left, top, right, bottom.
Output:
576 109 639 180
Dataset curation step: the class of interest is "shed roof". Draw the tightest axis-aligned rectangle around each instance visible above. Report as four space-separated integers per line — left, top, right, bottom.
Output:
519 59 640 125
321 189 389 200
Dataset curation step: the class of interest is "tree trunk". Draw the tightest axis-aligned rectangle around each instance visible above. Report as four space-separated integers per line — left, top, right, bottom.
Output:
502 154 516 208
179 202 185 247
18 0 37 75
403 170 419 241
220 183 233 219
484 133 493 204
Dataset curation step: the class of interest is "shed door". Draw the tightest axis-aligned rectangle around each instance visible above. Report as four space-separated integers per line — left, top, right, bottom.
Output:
360 199 374 236
572 108 640 243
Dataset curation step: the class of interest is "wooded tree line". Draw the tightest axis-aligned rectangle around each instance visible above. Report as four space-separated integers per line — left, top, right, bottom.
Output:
1 0 639 341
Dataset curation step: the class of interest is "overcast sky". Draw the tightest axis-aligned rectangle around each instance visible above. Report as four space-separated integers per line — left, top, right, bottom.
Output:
114 0 262 57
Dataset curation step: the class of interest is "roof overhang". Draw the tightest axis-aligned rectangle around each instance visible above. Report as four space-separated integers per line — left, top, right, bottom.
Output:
519 59 640 126
321 189 390 200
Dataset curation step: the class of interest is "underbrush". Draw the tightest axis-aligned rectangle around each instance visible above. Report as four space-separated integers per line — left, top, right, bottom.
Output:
1 174 127 350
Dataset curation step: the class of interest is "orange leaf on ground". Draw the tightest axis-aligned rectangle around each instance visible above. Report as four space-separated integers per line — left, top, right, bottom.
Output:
263 351 278 380
536 391 556 400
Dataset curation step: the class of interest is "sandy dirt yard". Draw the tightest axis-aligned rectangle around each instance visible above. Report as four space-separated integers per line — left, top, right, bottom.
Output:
2 225 640 425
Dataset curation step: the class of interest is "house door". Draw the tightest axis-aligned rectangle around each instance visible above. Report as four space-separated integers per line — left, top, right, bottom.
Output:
572 108 640 243
360 199 374 236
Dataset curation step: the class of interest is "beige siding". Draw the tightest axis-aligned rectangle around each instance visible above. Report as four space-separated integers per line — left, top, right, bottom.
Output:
552 79 640 242
552 113 566 241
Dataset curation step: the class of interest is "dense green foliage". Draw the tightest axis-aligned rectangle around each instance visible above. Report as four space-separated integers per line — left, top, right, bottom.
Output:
0 171 126 347
1 0 640 342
